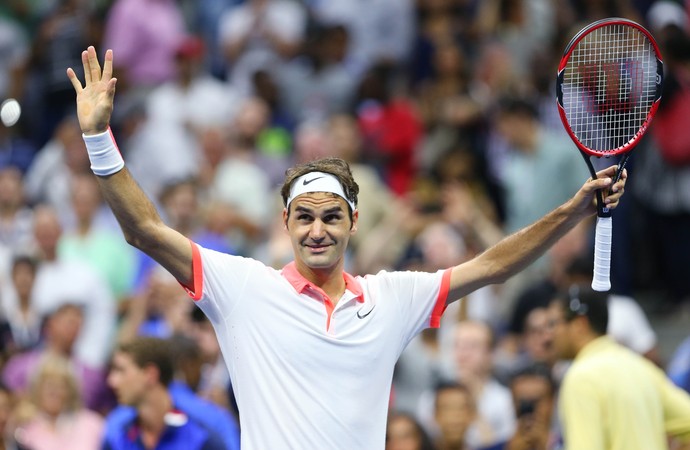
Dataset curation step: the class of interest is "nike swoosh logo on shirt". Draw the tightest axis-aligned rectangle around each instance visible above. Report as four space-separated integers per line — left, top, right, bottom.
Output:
357 304 375 319
303 176 324 185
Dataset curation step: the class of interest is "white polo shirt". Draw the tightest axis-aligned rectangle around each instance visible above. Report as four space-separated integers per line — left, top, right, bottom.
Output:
183 242 451 450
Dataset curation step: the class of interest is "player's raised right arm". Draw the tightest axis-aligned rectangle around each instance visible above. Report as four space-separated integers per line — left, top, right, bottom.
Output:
67 46 193 287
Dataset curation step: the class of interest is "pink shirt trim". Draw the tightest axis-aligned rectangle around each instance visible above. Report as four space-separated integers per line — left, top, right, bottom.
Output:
180 240 203 300
430 268 452 328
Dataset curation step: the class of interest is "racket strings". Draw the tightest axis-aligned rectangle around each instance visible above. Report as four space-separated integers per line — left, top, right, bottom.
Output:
563 24 657 153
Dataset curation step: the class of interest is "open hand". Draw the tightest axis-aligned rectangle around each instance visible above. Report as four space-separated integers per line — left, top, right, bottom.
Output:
66 46 117 135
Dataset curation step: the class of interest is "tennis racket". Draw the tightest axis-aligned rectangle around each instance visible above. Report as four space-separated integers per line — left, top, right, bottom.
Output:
556 18 663 292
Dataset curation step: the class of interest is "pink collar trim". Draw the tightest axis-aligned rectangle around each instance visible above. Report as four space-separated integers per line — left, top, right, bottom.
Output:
281 261 364 302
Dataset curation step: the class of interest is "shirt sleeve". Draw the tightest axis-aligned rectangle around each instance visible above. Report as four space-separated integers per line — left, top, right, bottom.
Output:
655 367 690 441
375 269 451 346
189 244 266 325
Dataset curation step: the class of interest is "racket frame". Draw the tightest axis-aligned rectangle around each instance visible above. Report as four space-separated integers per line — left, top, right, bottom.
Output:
557 18 663 158
555 17 664 290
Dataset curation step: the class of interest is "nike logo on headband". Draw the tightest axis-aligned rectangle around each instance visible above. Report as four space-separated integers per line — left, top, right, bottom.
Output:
303 176 324 186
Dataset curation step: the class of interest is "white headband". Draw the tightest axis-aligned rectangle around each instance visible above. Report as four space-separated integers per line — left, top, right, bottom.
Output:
286 172 356 212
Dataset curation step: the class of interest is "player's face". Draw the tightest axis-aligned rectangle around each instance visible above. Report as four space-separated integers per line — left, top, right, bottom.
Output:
284 192 357 273
107 351 150 406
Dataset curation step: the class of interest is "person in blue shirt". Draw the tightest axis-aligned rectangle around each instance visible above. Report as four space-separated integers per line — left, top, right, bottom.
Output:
103 337 227 450
167 334 240 450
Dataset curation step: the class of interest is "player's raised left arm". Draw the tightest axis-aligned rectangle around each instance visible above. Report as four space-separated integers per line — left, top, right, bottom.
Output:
446 165 626 303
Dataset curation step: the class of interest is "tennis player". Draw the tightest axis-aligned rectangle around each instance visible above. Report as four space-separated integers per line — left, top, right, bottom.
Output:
67 46 627 449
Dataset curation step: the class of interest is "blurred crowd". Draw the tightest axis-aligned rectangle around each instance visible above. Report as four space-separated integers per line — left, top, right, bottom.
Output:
0 0 689 448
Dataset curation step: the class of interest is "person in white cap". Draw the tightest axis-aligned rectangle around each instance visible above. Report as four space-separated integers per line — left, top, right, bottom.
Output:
66 46 628 449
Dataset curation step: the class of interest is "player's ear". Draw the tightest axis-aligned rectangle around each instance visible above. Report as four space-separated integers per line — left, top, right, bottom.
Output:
350 209 358 234
282 207 289 230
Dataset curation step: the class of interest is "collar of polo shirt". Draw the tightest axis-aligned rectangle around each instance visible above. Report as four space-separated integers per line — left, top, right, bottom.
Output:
281 261 364 303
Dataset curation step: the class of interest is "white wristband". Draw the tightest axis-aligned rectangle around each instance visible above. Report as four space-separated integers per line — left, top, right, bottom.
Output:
82 128 125 176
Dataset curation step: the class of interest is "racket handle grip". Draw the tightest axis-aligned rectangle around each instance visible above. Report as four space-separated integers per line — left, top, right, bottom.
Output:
592 216 612 292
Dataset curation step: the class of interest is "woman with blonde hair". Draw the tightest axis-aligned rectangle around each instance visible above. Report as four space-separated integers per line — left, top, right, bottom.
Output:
10 354 104 450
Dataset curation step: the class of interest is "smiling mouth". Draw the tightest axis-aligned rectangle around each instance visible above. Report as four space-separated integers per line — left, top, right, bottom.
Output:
306 244 330 252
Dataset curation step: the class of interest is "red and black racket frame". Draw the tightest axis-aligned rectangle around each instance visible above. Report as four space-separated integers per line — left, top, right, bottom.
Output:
556 17 664 218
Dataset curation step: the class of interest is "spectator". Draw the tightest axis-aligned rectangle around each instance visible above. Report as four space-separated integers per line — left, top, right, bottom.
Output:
325 113 395 242
277 24 356 125
494 97 589 235
495 282 559 383
0 166 34 257
251 68 294 135
160 179 235 256
23 116 92 223
218 0 307 95
413 41 485 179
117 267 193 343
210 105 274 247
186 307 233 413
356 62 423 196
0 255 42 359
632 3 690 311
168 334 240 450
563 253 661 364
450 320 515 449
474 0 557 78
432 381 477 450
9 354 105 450
103 337 226 449
145 34 242 131
102 0 187 94
386 411 436 450
416 320 515 449
2 303 109 412
0 121 36 174
25 0 93 147
29 205 117 368
0 14 29 103
304 0 416 79
191 0 244 79
551 285 690 450
505 363 558 450
393 326 451 418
